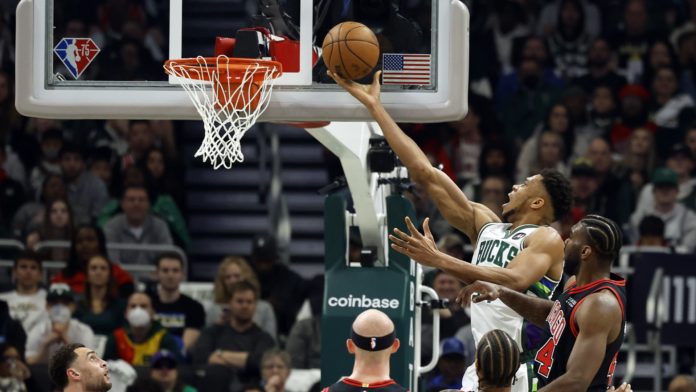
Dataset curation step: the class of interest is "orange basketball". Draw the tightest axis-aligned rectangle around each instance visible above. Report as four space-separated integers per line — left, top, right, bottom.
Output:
322 22 380 81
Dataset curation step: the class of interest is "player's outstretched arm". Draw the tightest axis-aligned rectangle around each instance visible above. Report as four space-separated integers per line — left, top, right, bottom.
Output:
538 292 623 392
457 280 553 327
328 71 499 242
390 218 562 292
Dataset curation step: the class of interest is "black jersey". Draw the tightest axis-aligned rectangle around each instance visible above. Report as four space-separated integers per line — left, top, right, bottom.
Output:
323 378 408 392
534 274 626 391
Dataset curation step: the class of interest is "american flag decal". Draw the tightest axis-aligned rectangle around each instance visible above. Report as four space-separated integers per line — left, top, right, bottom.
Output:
382 53 431 85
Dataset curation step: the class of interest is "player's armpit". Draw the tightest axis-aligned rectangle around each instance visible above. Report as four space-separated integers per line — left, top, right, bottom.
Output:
539 293 622 392
505 226 564 291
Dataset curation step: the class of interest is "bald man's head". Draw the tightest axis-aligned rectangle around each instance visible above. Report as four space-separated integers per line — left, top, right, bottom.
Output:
352 309 395 337
347 309 400 361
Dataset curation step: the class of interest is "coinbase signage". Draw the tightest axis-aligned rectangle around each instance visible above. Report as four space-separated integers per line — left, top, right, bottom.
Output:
327 294 400 309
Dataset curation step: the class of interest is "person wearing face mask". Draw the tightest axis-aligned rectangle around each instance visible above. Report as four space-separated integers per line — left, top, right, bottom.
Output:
103 292 180 366
25 283 95 365
29 128 63 198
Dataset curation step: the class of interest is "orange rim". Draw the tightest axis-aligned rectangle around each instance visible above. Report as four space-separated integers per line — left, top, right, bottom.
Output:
164 57 283 82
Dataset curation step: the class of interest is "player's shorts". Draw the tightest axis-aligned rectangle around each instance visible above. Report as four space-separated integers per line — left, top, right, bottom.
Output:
461 362 536 392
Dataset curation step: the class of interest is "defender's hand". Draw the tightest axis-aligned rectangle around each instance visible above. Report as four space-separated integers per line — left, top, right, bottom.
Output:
327 70 382 108
457 280 503 307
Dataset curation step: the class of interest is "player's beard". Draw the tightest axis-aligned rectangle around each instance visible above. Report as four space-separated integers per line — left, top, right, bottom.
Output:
563 252 580 276
501 208 514 223
84 377 112 392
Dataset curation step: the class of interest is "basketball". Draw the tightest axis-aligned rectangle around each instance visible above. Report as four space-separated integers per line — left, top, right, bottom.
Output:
322 21 380 81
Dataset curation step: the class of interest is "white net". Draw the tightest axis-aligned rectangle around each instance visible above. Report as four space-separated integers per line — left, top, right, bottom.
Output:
164 56 281 169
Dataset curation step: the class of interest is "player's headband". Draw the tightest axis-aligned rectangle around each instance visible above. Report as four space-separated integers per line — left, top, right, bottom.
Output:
350 329 396 351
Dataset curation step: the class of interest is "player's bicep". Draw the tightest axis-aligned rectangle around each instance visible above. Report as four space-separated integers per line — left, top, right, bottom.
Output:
505 228 563 291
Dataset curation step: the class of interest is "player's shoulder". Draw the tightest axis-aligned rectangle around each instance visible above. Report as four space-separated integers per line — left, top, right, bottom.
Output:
525 225 564 247
576 289 623 323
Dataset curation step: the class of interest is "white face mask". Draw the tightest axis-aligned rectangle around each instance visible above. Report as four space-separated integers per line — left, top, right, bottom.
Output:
49 304 72 324
126 306 151 328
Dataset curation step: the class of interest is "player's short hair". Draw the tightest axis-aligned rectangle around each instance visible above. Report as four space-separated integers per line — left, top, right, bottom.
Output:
539 169 572 221
580 214 623 263
476 329 520 388
48 343 84 389
13 250 42 269
228 280 258 300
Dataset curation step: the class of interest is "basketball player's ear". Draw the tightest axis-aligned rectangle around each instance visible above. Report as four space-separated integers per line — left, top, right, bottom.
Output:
346 339 355 354
581 245 592 259
530 197 545 211
67 368 80 380
391 338 401 353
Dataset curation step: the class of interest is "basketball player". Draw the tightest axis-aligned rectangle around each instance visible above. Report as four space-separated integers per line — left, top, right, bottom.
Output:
459 215 628 392
49 343 111 392
322 309 407 392
329 71 571 392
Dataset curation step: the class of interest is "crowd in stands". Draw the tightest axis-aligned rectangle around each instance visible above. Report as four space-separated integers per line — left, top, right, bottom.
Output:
1 0 696 390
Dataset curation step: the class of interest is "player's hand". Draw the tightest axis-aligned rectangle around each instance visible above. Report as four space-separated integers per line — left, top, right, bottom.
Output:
327 70 382 108
607 382 632 392
389 217 440 267
456 280 503 307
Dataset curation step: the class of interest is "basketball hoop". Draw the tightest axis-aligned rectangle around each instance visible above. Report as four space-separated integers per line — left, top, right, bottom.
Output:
164 56 283 169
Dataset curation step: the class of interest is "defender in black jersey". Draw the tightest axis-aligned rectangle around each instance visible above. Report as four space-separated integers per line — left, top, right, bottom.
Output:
459 215 630 392
323 309 408 392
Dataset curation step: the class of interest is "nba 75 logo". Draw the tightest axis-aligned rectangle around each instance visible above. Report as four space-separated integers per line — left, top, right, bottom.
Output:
54 38 100 79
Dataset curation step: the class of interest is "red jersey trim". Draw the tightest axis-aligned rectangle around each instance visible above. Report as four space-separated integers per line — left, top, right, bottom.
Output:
569 287 626 338
341 378 397 388
567 277 625 295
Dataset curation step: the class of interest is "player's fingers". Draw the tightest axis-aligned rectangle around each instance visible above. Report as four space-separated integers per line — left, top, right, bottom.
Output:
392 227 412 242
423 218 435 242
404 217 422 238
390 243 409 255
327 70 349 87
388 234 410 249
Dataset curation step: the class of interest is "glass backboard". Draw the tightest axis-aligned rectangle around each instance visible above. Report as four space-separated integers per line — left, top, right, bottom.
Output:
16 0 469 122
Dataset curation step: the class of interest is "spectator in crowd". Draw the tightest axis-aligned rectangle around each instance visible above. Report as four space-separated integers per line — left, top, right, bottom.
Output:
642 39 680 87
432 271 469 340
104 292 181 366
151 253 205 353
620 127 658 197
208 256 277 339
499 57 563 144
559 159 601 238
245 349 292 392
29 128 63 197
74 255 127 335
573 37 628 94
636 215 668 247
685 126 696 160
52 224 134 296
0 144 25 237
48 343 112 392
286 275 323 369
478 142 516 184
650 67 695 138
103 184 173 265
121 120 155 171
517 103 574 179
26 283 95 365
475 175 509 219
678 31 696 103
588 84 619 137
436 234 466 262
586 137 634 225
89 147 116 194
192 281 275 391
12 174 67 240
142 146 186 214
426 338 467 392
488 0 530 75
0 71 24 144
536 0 600 38
636 144 696 212
0 301 25 361
250 234 306 337
149 349 198 392
322 308 407 392
0 251 46 333
613 0 652 82
669 375 696 392
26 198 73 261
547 0 593 80
610 84 656 153
630 167 696 251
517 131 568 183
87 119 129 159
0 343 35 392
60 143 110 225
